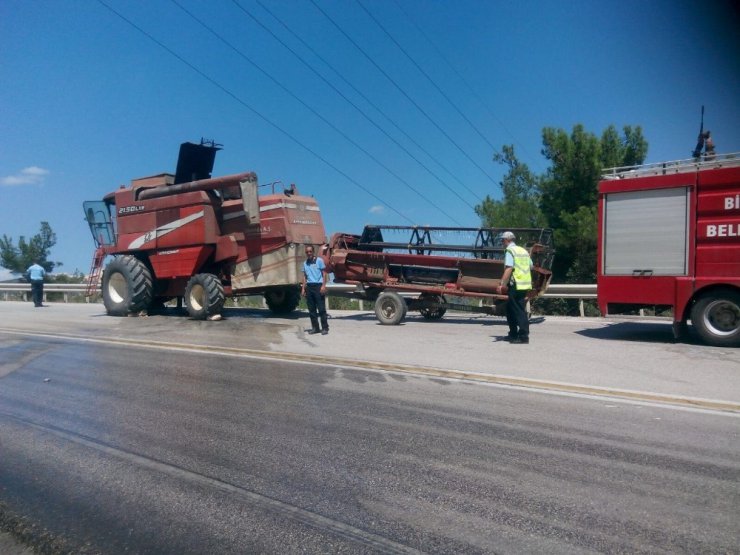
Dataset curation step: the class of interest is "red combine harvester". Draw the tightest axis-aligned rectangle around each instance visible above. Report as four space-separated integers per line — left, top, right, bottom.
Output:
83 141 326 319
328 225 554 324
597 152 740 346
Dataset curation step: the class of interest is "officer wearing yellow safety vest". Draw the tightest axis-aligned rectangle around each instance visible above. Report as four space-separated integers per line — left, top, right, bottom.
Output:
496 231 533 344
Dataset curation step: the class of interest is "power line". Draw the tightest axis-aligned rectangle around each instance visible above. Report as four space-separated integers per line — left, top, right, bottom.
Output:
357 0 495 151
241 0 478 211
95 0 413 224
308 0 498 189
391 0 544 172
171 0 462 226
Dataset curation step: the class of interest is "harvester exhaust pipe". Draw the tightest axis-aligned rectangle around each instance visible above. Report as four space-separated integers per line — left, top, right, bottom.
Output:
138 172 260 225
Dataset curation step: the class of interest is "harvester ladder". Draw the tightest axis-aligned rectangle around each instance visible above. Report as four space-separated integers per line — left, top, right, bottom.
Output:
86 248 105 297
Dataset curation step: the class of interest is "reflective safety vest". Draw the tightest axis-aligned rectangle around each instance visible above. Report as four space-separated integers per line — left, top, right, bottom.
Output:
506 244 533 291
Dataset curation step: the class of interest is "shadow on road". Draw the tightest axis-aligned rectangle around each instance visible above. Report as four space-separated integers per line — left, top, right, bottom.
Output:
575 321 703 346
131 306 551 329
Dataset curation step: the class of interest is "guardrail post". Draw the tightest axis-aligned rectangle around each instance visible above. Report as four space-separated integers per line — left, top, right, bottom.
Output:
579 299 585 317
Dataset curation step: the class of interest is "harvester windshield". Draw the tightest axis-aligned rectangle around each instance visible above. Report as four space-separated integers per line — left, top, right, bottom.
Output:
83 200 116 247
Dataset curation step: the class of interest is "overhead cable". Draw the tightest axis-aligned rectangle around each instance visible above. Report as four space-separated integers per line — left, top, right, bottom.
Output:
171 0 461 226
357 0 496 151
238 0 476 211
95 0 414 224
391 0 543 172
253 0 481 207
309 0 498 188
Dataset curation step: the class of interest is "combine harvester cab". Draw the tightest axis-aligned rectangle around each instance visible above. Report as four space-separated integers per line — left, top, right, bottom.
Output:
83 141 326 320
328 225 554 324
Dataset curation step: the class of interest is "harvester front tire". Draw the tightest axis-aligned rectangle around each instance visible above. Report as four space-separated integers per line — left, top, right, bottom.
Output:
690 289 740 347
265 286 301 314
185 274 225 320
374 291 407 325
102 256 153 316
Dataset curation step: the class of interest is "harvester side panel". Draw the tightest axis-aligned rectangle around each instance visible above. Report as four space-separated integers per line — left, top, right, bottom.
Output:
227 195 326 294
231 245 303 291
149 246 214 279
113 188 222 254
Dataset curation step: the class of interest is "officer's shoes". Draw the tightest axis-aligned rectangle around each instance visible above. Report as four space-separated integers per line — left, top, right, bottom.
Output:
510 336 529 344
321 329 329 335
307 329 321 335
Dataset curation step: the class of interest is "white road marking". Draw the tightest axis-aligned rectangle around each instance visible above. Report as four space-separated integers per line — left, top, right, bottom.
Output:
1 328 738 415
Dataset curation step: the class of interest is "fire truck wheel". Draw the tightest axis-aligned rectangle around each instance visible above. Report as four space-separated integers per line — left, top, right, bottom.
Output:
419 294 447 320
102 255 153 316
264 287 301 314
185 274 225 320
374 291 407 325
691 289 740 347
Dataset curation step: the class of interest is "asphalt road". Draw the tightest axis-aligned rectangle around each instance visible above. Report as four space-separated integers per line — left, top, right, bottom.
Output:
1 302 739 406
1 324 739 553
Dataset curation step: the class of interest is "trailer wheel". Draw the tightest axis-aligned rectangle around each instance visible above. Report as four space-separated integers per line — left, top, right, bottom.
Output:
185 273 225 320
102 255 153 316
265 286 301 314
419 294 447 320
690 289 740 347
374 291 407 325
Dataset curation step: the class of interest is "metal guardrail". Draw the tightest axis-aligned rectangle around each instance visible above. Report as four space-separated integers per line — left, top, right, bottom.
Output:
1 283 91 292
0 283 96 303
0 283 598 311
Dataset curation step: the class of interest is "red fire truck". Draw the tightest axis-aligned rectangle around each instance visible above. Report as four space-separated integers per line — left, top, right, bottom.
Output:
597 153 740 347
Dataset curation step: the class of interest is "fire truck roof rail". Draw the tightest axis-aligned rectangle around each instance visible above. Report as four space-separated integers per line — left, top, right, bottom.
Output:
602 152 740 180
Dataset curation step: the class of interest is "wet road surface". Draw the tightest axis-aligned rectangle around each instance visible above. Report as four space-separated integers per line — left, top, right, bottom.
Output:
0 332 739 553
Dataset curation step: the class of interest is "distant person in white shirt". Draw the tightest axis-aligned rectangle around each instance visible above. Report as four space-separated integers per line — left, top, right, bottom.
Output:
27 262 46 307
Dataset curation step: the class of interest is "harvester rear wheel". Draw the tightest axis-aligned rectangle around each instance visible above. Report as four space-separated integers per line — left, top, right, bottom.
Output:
690 288 740 347
101 255 153 316
374 291 407 325
185 273 225 320
419 293 447 320
265 286 301 314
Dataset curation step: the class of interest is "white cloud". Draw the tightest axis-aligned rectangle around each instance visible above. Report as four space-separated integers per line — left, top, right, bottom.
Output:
369 205 384 214
1 166 50 186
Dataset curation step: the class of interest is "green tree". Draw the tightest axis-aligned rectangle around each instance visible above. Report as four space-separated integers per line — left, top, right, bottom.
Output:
475 145 546 228
554 205 598 283
539 124 648 281
0 221 58 274
600 125 648 169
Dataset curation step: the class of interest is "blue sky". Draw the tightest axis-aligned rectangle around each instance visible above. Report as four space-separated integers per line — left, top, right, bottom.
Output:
2 0 738 274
